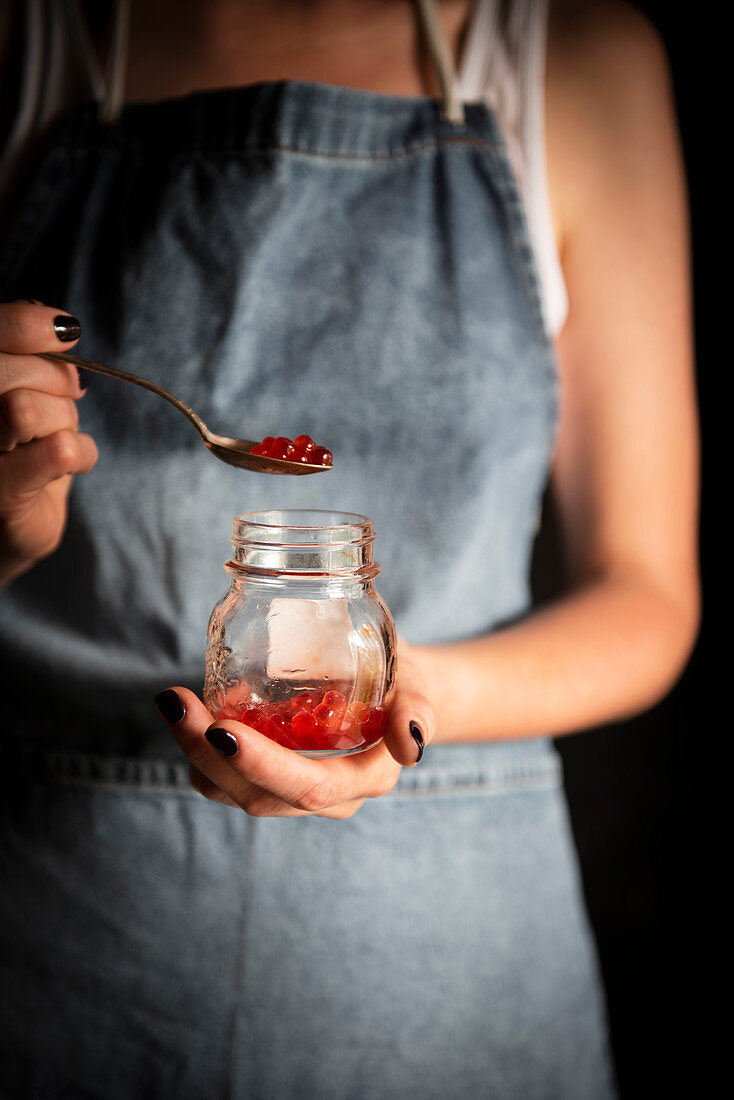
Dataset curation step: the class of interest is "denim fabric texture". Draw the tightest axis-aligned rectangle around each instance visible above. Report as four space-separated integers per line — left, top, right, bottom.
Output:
0 82 616 1098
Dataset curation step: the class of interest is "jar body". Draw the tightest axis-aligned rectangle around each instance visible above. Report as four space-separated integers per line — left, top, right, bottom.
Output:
204 510 396 757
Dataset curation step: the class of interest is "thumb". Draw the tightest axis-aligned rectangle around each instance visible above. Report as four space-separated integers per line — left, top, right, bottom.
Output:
0 301 81 353
382 645 435 767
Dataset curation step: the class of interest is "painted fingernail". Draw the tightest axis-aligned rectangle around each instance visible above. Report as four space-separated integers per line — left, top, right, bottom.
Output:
409 721 425 763
77 368 89 390
53 314 81 342
154 689 186 724
206 727 239 757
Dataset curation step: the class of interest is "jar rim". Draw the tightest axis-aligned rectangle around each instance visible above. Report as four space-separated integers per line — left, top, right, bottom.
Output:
233 509 372 538
235 506 369 532
228 509 378 577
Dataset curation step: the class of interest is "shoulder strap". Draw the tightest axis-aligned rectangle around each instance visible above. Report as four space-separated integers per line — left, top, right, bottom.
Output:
414 0 465 124
97 0 131 124
62 0 105 101
458 0 500 103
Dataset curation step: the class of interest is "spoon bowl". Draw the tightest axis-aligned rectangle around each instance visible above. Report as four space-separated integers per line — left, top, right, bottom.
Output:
204 433 327 474
42 351 332 476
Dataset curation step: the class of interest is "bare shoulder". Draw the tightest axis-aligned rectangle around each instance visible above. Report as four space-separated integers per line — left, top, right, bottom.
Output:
550 1 665 52
547 0 671 95
545 1 681 246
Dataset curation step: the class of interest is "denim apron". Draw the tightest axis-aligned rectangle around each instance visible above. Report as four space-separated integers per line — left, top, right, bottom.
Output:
0 77 616 1098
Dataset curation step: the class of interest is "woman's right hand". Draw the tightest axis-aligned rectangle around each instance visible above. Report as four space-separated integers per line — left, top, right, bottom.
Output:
0 301 98 588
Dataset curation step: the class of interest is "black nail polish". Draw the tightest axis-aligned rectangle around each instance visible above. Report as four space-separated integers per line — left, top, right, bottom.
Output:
206 728 238 757
53 314 81 342
154 689 186 724
77 368 90 390
409 721 425 763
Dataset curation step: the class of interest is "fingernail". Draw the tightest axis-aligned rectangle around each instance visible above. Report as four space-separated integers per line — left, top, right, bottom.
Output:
154 689 186 724
53 314 81 342
409 721 425 763
206 727 239 757
77 368 90 390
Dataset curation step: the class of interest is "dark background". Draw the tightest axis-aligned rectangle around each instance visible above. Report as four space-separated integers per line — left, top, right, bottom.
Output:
538 5 712 1096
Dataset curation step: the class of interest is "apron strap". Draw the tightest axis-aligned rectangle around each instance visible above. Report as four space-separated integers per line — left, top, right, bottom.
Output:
97 0 131 124
414 0 466 124
91 0 466 127
457 0 500 103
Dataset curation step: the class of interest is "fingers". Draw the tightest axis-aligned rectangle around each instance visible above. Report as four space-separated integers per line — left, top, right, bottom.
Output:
0 301 81 354
0 390 79 451
382 642 436 767
155 686 401 817
0 353 87 400
0 304 94 576
0 430 98 515
382 692 434 767
188 765 240 807
164 684 339 815
189 761 366 819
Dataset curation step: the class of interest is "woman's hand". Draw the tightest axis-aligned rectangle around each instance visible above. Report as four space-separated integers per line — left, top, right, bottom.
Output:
155 640 434 819
0 302 98 588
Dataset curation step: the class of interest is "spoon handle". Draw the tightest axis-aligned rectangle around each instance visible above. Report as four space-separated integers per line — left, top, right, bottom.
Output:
41 350 213 442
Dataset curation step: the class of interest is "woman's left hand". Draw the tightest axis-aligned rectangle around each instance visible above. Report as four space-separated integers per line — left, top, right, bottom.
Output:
154 640 434 819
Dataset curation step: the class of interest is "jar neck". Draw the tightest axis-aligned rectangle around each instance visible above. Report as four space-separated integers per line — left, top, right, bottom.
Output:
225 509 380 583
226 574 377 600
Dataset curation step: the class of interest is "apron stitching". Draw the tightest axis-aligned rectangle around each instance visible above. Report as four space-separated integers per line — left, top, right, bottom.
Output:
55 135 501 163
484 140 549 342
387 773 561 799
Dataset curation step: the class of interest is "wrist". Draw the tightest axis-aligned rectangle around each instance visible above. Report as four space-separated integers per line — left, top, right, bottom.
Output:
402 640 459 742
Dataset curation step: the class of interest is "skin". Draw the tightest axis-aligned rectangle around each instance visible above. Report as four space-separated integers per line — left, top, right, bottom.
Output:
0 305 98 585
0 1 699 819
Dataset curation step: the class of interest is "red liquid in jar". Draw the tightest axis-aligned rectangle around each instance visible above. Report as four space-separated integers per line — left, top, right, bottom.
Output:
214 685 385 753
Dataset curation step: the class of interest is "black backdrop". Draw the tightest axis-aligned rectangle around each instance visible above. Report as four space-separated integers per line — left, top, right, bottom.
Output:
536 5 712 1096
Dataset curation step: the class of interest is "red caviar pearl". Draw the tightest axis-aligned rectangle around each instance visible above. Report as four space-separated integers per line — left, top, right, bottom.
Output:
294 435 315 452
291 711 317 739
270 437 295 460
348 701 371 725
322 690 347 715
312 702 334 727
251 437 276 457
291 691 320 710
310 446 333 467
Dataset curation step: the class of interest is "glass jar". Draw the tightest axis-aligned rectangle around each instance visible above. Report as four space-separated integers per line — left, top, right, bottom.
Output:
204 509 397 757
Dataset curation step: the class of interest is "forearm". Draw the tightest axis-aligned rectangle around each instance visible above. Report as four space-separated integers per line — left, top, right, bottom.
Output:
413 572 699 744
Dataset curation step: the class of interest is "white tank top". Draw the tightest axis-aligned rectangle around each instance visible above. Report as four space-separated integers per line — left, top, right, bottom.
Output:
459 0 568 335
0 0 568 335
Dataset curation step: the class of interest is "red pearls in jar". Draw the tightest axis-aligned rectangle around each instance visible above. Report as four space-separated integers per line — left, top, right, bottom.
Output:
214 685 385 753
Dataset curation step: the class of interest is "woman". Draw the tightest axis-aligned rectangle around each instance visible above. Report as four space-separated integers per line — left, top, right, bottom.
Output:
0 1 698 1096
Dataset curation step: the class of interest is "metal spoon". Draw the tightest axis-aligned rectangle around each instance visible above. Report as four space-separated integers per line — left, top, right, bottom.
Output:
42 351 332 475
